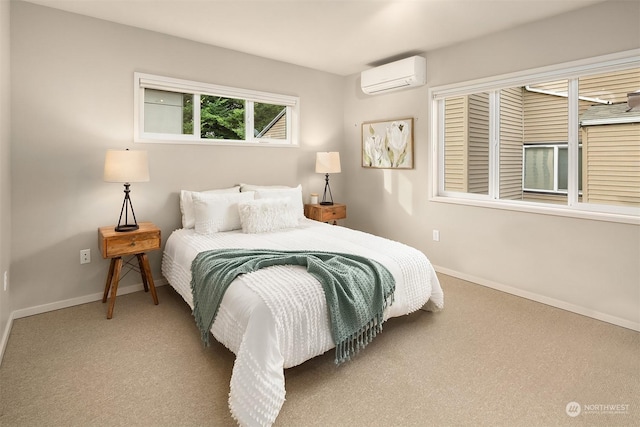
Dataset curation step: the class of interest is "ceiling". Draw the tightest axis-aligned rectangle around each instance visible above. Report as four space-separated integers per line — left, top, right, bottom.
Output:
25 0 604 76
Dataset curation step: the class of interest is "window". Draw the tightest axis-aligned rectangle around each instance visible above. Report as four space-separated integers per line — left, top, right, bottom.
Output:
134 73 299 146
431 51 640 222
523 144 582 194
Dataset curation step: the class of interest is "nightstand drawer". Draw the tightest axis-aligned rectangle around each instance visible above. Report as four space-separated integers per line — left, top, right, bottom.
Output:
99 223 161 258
304 203 347 222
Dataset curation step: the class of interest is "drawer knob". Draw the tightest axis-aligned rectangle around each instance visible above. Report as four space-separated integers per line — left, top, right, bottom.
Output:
130 242 136 246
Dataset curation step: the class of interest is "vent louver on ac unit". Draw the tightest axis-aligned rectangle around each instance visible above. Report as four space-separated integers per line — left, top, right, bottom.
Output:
361 56 426 95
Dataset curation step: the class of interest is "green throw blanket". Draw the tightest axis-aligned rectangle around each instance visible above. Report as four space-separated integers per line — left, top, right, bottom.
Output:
190 248 395 364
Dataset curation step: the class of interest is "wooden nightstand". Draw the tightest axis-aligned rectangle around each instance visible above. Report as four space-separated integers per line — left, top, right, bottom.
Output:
98 222 161 319
304 203 347 225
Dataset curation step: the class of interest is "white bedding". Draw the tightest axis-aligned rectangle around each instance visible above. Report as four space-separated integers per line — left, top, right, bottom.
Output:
162 218 443 426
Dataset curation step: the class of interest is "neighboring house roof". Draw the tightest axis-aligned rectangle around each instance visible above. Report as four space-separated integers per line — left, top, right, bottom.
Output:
580 102 640 126
256 108 287 138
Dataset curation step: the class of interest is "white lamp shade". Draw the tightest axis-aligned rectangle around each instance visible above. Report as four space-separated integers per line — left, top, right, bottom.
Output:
315 152 341 174
103 149 150 183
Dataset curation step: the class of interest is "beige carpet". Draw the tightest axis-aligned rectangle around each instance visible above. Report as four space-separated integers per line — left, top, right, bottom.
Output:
1 274 638 426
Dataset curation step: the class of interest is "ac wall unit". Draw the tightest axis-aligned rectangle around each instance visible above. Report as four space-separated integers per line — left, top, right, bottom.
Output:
361 55 426 95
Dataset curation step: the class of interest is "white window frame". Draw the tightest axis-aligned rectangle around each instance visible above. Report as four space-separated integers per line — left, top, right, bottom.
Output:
134 72 300 146
429 49 640 225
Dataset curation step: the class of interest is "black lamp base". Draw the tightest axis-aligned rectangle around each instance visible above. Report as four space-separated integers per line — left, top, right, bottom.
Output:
115 183 140 233
115 224 139 232
320 173 334 205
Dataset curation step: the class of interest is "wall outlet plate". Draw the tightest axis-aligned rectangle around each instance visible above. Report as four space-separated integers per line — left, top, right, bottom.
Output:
80 249 91 264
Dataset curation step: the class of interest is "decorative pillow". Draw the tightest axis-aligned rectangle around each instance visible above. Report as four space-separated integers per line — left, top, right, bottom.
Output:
180 186 240 229
239 183 292 192
238 197 299 234
192 191 254 235
253 184 304 219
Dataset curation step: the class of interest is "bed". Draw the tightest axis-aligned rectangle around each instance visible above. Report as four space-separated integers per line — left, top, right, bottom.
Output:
161 184 444 426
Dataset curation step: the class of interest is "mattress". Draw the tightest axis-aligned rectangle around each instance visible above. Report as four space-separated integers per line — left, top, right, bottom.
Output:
162 218 443 426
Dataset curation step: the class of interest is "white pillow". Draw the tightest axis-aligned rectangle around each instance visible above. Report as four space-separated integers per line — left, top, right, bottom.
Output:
180 186 240 229
238 197 299 234
253 184 304 219
239 183 292 192
192 191 254 235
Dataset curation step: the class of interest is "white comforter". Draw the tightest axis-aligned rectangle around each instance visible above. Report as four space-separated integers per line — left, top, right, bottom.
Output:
161 218 443 426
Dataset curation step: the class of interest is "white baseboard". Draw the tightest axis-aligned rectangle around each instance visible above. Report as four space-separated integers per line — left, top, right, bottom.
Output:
434 265 640 332
12 279 168 320
0 310 14 365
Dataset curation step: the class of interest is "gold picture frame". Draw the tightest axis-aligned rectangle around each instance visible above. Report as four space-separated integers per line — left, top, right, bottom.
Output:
361 118 414 169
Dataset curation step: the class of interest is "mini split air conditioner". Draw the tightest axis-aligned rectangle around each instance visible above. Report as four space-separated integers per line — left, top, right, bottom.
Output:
361 55 426 95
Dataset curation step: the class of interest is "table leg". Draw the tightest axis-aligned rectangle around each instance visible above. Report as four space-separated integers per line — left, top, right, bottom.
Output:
102 258 116 303
138 253 159 305
136 253 150 292
106 257 123 319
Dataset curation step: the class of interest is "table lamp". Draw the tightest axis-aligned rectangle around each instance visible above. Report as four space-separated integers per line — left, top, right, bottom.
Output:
315 152 341 205
103 149 150 232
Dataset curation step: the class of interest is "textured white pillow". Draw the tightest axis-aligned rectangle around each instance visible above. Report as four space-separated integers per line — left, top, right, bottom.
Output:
253 184 304 219
239 183 292 192
180 186 240 229
238 197 299 234
192 191 254 235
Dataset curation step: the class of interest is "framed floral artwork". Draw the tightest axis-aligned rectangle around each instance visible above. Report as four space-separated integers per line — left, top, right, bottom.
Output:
361 118 414 169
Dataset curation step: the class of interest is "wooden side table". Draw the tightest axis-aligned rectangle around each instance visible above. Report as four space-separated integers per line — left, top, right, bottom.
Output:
98 222 161 319
304 203 347 225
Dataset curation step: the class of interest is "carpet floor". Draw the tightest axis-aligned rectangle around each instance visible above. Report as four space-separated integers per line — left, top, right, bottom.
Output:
1 273 638 426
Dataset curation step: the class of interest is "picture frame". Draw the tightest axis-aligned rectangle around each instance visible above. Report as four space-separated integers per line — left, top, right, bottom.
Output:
361 118 414 169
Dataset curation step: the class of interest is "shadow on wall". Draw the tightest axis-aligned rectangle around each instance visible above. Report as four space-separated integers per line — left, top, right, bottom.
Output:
10 230 118 310
9 185 178 314
383 170 414 216
10 228 168 314
350 168 422 241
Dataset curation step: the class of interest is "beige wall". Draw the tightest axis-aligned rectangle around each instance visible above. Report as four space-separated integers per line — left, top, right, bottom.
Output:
9 1 344 312
4 0 640 343
0 0 12 352
343 1 640 329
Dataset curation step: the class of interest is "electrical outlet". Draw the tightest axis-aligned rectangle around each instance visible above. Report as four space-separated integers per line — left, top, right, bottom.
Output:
432 230 440 242
3 271 7 291
80 249 91 264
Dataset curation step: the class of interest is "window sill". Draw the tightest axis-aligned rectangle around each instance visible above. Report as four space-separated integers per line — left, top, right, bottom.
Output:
134 137 299 148
430 195 640 225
